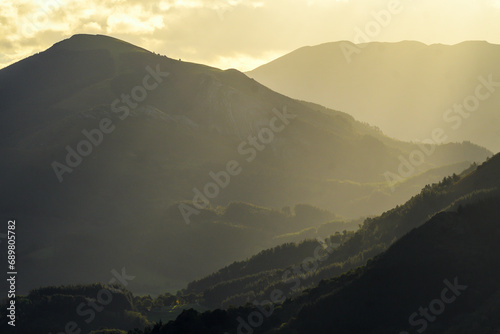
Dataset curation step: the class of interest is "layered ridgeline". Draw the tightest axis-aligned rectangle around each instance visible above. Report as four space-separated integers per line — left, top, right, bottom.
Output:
0 34 490 295
130 153 500 334
159 153 500 311
6 147 500 334
247 41 500 152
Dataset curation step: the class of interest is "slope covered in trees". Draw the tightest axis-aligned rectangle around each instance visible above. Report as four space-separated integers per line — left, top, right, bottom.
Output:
133 158 500 333
142 193 500 334
161 154 500 310
4 154 500 333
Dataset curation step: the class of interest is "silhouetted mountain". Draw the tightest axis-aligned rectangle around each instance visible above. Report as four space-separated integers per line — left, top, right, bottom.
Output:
248 41 500 152
0 34 491 295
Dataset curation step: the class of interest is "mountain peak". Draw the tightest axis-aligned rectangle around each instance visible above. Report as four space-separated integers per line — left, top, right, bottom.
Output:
50 34 149 54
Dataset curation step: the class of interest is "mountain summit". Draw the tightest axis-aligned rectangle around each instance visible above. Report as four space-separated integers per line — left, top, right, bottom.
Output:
51 34 150 52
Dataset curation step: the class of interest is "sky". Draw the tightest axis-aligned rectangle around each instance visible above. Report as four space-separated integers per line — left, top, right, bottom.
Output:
1 0 500 71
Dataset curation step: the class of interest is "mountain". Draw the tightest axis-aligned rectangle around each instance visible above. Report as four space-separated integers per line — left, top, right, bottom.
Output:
0 34 491 295
247 41 500 152
127 153 500 334
153 153 500 311
8 193 499 333
285 194 500 334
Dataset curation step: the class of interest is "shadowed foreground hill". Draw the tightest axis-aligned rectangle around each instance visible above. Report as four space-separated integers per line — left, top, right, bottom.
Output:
284 195 500 333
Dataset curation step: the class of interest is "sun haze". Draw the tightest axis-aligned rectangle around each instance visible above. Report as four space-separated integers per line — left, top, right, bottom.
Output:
1 0 500 70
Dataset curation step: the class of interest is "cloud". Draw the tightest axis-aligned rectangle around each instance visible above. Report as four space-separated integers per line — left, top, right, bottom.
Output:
1 0 500 71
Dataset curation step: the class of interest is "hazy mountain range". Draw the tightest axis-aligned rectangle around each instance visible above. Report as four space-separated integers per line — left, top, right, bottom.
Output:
1 34 499 334
0 34 492 296
248 41 500 152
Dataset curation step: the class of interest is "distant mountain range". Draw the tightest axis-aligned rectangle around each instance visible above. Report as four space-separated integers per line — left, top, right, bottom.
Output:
0 34 492 296
248 41 500 152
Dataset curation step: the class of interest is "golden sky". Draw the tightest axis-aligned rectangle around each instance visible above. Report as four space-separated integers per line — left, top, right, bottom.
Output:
1 0 500 71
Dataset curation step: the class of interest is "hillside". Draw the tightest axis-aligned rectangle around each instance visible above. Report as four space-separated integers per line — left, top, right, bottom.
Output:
149 154 500 311
3 149 500 334
6 195 499 333
131 153 500 334
285 195 500 333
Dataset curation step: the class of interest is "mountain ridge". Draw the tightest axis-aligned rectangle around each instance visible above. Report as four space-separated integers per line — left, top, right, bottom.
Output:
0 34 492 295
247 40 500 152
